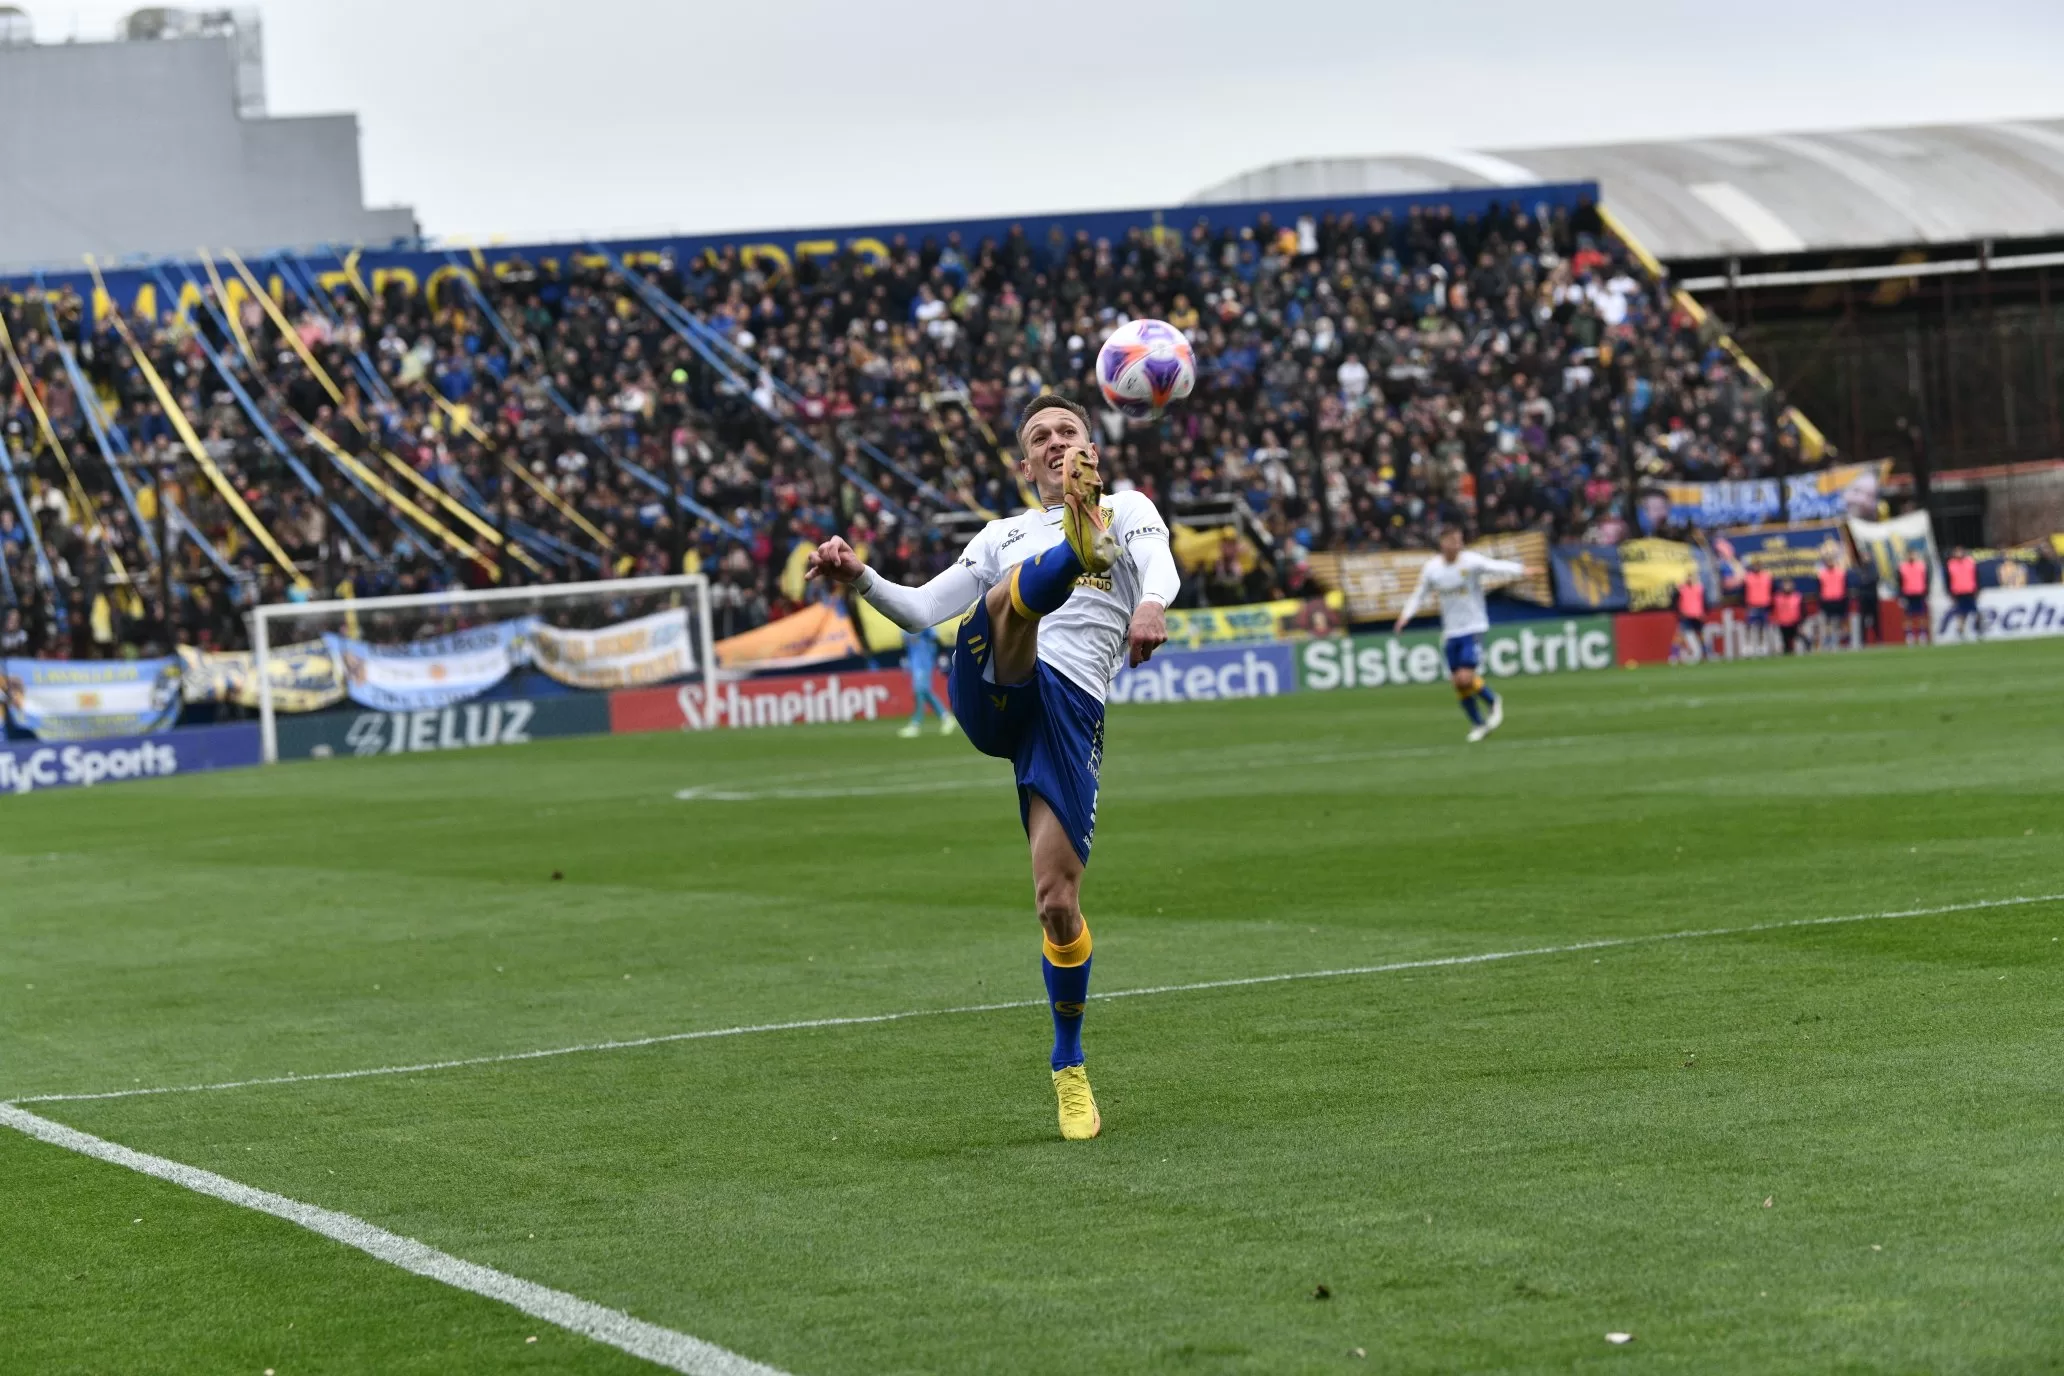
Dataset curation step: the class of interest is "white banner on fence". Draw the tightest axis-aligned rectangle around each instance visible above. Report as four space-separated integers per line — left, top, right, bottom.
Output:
1937 583 2064 643
1847 510 1942 601
324 619 535 712
530 608 695 690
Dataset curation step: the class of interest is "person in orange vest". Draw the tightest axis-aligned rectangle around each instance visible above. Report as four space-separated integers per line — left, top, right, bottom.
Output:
1739 563 1774 653
1671 574 1706 664
1773 578 1806 655
1897 548 1931 644
1945 545 1981 640
1816 553 1851 650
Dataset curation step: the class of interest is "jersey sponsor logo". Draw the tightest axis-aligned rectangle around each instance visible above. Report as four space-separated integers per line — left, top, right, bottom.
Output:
1074 573 1114 593
1122 524 1167 543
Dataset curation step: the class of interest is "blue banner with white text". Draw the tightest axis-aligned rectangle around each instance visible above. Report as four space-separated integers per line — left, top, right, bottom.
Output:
0 723 260 795
1640 462 1890 532
1108 644 1297 706
1709 522 1850 583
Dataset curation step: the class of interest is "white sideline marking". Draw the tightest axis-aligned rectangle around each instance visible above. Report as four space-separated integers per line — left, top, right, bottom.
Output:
0 1103 786 1376
15 892 2060 1108
676 779 988 801
671 735 1607 801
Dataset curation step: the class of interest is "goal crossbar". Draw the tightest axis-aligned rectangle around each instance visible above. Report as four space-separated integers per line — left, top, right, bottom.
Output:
249 574 715 763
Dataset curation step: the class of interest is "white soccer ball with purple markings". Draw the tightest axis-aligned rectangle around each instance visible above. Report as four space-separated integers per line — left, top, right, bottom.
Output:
1095 318 1196 420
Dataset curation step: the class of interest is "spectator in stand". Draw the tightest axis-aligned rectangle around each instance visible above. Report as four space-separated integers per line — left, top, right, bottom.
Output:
1773 578 1806 655
1816 552 1850 651
1944 546 1980 640
1898 549 1932 644
1671 573 1705 664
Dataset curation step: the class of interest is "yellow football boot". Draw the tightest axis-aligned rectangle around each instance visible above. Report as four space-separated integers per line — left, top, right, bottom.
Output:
1053 1064 1102 1140
1060 449 1118 575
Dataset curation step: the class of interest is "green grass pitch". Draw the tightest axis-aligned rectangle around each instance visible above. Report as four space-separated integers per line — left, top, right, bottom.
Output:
4 641 2061 1374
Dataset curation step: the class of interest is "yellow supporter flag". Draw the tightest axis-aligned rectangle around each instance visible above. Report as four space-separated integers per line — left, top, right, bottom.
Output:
715 601 864 673
1306 531 1550 621
852 593 970 654
1170 523 1260 576
779 540 814 604
1619 538 1701 612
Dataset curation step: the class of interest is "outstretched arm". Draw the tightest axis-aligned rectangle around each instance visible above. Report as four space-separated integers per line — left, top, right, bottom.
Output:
806 536 981 631
1394 564 1432 633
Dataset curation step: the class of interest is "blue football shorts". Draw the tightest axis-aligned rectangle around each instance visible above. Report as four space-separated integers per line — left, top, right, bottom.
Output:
948 595 1104 865
1442 633 1483 675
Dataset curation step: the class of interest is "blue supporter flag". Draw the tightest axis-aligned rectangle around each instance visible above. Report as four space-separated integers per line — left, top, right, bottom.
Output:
1550 543 1630 611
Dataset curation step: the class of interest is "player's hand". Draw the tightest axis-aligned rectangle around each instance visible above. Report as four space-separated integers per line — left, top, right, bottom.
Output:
1392 616 1408 635
1127 601 1168 668
805 536 864 585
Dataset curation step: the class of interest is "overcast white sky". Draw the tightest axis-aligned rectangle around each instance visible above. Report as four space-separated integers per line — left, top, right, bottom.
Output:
20 0 2064 241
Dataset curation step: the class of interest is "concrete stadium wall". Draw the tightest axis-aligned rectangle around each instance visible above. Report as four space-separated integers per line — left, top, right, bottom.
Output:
0 36 414 271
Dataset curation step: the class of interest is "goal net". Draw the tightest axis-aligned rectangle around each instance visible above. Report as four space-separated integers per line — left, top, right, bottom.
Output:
248 574 714 764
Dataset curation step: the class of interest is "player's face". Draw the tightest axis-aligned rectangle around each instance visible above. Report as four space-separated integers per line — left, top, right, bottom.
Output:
1018 408 1096 505
1439 529 1464 560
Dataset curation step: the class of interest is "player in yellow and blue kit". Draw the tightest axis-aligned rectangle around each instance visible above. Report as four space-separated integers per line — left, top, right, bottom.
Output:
1395 526 1537 743
807 394 1178 1139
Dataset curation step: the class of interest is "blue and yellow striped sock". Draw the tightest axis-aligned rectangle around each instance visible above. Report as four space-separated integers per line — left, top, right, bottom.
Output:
1041 922 1092 1071
1009 542 1085 619
1457 680 1485 725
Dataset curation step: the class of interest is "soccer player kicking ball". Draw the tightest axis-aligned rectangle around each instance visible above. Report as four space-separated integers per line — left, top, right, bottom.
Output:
1394 526 1533 742
806 394 1178 1140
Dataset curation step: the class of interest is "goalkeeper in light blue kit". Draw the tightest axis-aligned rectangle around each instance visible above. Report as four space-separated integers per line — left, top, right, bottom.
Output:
898 626 955 738
1394 526 1536 742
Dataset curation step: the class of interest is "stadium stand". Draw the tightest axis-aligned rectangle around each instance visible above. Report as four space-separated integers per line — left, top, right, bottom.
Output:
1 193 1828 659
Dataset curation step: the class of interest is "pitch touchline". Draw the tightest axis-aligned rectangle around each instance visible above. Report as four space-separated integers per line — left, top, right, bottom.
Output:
0 1104 785 1376
14 892 2059 1107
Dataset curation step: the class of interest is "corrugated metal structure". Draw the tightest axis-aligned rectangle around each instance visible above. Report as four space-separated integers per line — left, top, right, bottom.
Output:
0 28 414 271
1192 120 2064 263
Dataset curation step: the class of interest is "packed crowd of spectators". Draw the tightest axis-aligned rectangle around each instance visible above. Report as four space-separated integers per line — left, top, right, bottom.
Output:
0 195 1816 659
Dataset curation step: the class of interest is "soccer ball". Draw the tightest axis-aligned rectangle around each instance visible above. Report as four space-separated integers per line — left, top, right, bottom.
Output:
1095 318 1196 420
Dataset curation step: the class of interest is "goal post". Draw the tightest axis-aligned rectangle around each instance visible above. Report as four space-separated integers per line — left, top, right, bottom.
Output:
249 574 715 764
